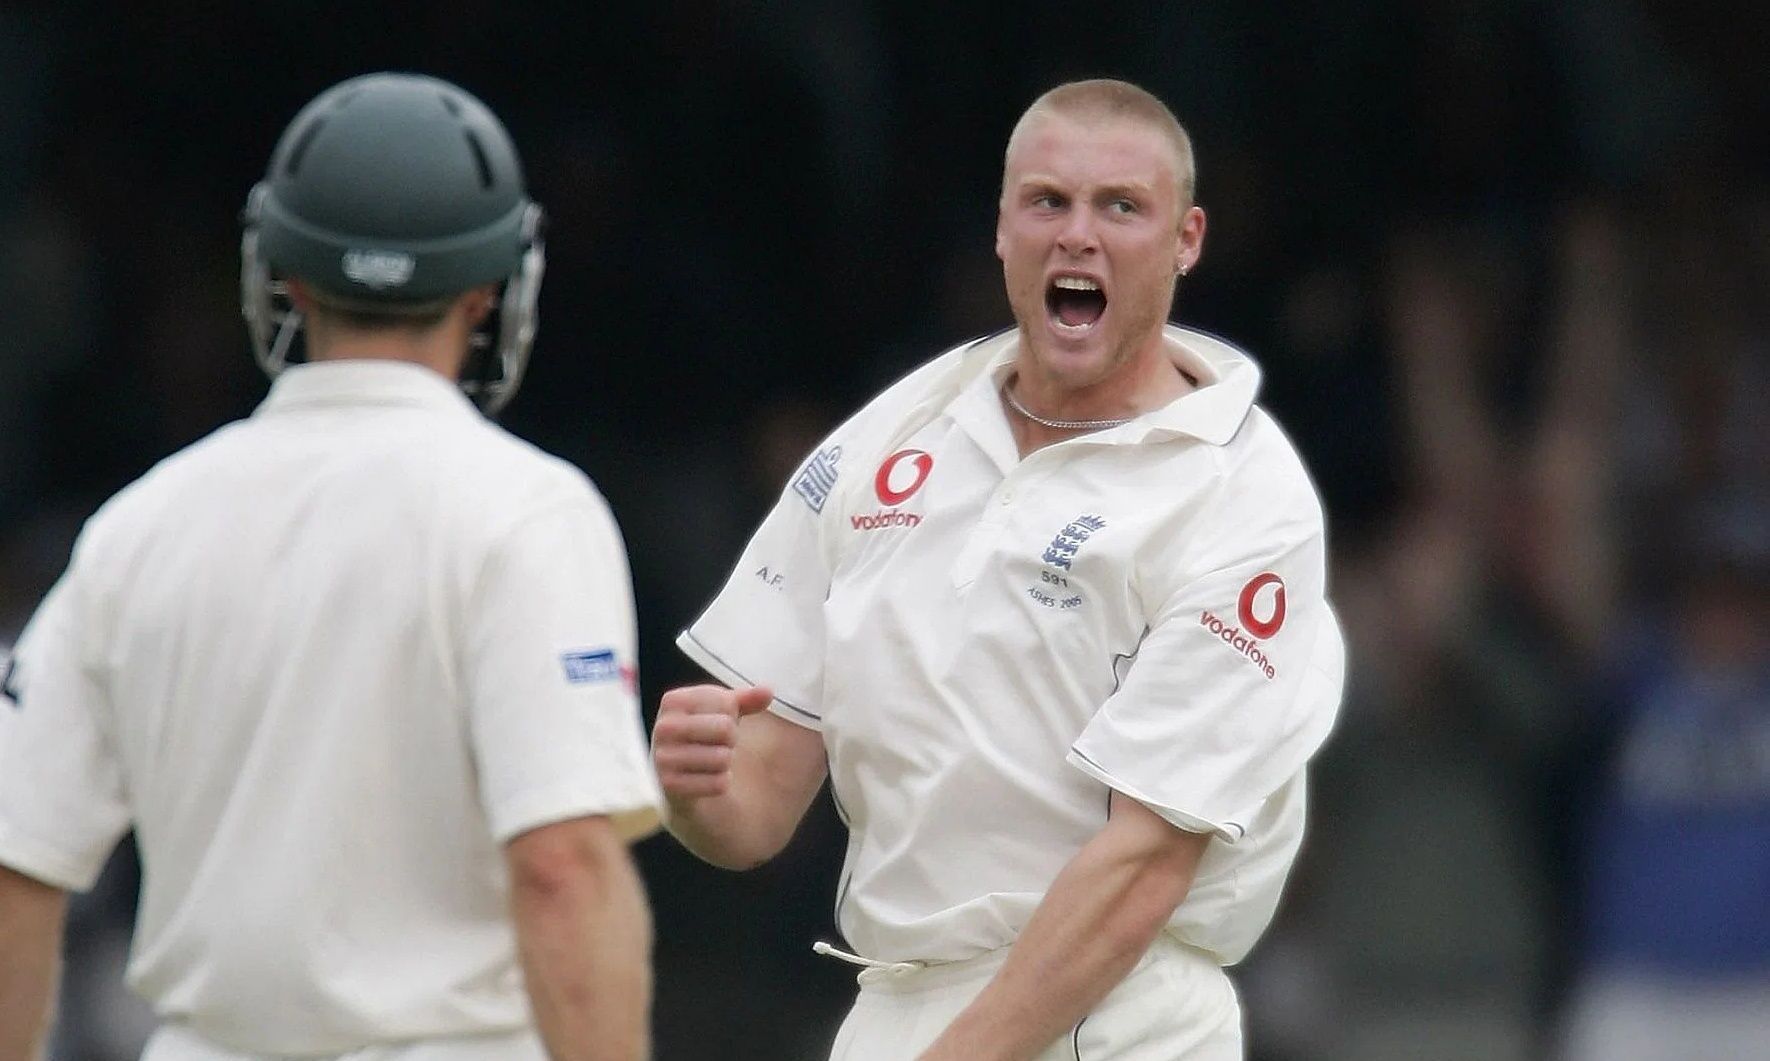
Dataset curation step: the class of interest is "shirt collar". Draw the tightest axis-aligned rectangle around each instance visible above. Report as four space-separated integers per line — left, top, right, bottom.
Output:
1136 326 1262 445
951 323 1262 448
255 360 481 419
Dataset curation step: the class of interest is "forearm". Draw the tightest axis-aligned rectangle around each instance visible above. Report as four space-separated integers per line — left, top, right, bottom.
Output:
663 758 803 870
512 841 653 1061
656 704 827 872
0 867 67 1061
919 817 1204 1061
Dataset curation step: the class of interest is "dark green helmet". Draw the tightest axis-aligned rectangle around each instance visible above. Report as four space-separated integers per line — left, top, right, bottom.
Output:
241 72 545 414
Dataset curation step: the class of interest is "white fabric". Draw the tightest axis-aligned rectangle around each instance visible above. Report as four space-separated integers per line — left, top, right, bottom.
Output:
142 1024 547 1061
682 325 1344 967
0 360 662 1055
824 935 1241 1060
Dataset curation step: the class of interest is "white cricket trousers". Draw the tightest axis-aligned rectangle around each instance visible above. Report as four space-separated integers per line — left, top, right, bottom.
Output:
140 1024 547 1060
825 935 1242 1060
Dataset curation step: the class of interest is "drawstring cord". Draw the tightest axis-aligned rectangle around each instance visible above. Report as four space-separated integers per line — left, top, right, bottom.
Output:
812 940 924 975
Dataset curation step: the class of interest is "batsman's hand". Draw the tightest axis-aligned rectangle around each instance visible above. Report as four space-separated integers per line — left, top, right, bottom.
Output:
651 684 774 802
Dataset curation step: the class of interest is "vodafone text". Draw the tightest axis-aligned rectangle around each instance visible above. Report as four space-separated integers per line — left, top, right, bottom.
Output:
851 510 923 531
1199 610 1278 680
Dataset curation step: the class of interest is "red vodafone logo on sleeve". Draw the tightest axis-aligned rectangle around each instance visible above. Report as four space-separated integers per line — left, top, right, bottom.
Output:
1237 572 1287 639
1199 572 1288 680
874 449 933 506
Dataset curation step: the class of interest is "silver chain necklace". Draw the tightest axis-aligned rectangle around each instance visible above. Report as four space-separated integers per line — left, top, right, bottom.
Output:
1002 377 1134 431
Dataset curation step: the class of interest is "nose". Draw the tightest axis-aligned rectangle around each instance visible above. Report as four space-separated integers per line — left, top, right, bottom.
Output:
1055 206 1098 256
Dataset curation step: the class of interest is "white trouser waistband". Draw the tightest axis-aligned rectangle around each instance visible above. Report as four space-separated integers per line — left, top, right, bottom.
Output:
813 933 1224 994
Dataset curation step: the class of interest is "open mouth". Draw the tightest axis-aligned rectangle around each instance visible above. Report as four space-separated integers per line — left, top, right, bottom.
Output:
1046 275 1107 332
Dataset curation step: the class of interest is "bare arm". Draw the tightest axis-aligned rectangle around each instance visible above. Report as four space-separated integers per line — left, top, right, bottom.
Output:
0 864 67 1061
506 817 653 1061
918 794 1212 1061
650 684 828 870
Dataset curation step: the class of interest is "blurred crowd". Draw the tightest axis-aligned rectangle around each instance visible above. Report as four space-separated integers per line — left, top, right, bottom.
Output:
1 2 1764 1059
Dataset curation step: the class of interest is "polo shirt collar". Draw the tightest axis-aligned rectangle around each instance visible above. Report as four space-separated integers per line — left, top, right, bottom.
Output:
950 324 1262 449
1137 326 1262 446
255 360 480 418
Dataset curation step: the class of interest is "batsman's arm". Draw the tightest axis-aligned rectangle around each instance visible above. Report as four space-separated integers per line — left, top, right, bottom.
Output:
0 864 67 1061
651 684 828 870
506 816 652 1061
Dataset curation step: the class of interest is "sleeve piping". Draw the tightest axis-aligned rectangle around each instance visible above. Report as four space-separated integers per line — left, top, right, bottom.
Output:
1066 748 1245 844
675 629 823 726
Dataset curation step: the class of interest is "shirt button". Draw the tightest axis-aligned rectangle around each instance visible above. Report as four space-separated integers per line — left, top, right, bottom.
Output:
998 490 1013 506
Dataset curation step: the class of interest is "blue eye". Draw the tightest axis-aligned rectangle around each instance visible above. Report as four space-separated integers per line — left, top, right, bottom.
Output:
1109 198 1137 214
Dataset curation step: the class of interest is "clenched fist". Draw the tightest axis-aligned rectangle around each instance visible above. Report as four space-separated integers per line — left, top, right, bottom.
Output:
651 684 774 801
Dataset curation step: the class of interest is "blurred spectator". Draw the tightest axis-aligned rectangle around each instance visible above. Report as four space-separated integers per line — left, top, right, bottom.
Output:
1560 500 1770 1061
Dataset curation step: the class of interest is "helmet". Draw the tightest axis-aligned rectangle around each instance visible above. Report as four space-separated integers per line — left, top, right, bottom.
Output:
240 72 545 415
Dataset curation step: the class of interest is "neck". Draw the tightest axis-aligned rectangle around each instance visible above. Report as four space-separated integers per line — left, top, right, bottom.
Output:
304 318 469 380
308 343 463 378
1003 340 1191 454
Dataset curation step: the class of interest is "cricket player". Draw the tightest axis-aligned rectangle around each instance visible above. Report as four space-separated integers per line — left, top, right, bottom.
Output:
0 73 662 1060
651 79 1346 1059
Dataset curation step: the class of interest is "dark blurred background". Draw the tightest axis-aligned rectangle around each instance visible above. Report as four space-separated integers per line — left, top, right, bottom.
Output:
2 2 1766 1059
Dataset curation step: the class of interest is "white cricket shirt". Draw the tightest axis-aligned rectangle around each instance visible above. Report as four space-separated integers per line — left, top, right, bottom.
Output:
0 361 662 1054
681 325 1344 966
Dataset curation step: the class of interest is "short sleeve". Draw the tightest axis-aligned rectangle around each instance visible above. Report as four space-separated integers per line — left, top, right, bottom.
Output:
1068 493 1345 844
464 490 664 845
676 440 840 730
0 574 132 891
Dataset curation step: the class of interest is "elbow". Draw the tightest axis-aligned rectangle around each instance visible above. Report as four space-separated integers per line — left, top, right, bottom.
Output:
1102 847 1202 956
506 817 630 903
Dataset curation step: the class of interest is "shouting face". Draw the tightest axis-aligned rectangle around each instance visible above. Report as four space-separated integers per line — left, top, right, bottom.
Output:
996 112 1204 399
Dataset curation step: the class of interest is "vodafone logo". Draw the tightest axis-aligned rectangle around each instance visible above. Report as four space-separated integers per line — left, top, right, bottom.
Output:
1198 573 1288 681
874 449 933 506
1237 573 1287 639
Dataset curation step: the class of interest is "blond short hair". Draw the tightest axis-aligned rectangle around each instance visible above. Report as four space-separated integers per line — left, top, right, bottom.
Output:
1005 79 1197 206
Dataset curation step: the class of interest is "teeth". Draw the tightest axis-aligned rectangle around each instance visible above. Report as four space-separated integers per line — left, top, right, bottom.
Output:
1053 276 1100 291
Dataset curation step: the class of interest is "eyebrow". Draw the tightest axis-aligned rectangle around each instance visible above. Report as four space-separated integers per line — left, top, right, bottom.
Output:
1013 174 1156 198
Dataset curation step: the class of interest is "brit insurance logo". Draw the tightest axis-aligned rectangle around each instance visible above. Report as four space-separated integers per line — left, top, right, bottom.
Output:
851 449 933 531
560 647 636 693
1199 572 1286 680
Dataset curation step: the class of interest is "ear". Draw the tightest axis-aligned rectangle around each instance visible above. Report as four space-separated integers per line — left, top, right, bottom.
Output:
459 284 500 328
285 278 319 313
1176 205 1207 276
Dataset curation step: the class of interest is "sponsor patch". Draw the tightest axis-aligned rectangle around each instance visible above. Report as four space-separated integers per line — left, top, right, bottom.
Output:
341 249 415 289
849 449 933 532
792 445 841 513
1198 573 1288 680
561 648 621 685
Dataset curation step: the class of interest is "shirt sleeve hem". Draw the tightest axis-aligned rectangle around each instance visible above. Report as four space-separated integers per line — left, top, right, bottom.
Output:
490 787 667 846
675 629 824 730
0 820 101 891
1065 749 1245 844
